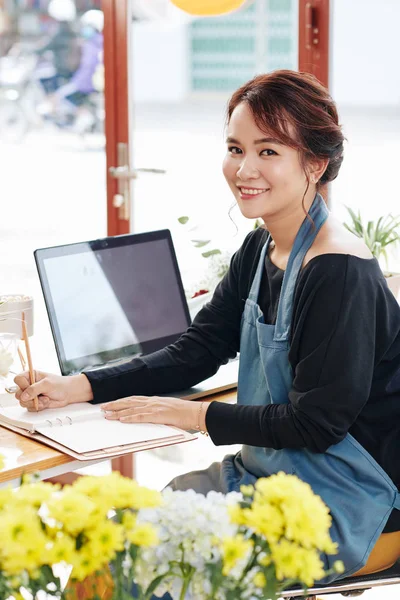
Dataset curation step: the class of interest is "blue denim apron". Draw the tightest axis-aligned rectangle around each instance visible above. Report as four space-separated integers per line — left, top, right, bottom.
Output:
220 193 400 582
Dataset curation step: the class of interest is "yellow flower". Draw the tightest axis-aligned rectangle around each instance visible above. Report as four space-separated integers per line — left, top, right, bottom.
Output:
14 480 57 507
270 539 325 587
2 537 47 576
258 553 272 567
241 504 284 543
240 484 254 496
227 503 246 526
122 510 137 530
126 523 159 547
46 533 77 565
128 484 162 511
0 487 13 510
253 473 337 554
334 560 345 574
221 534 253 576
253 571 266 588
70 547 105 581
86 520 124 559
72 473 162 510
46 489 96 535
0 506 44 546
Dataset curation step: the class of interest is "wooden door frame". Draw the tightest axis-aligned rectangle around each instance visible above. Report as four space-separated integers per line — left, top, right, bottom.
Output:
103 0 130 237
298 0 330 87
102 0 134 478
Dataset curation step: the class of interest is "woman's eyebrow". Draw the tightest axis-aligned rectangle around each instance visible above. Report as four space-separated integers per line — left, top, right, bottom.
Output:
254 137 282 145
225 136 282 145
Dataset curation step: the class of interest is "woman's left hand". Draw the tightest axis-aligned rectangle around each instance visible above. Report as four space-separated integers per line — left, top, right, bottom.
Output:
100 396 205 432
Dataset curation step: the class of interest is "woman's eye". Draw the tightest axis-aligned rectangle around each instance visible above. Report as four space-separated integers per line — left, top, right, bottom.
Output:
228 146 242 155
261 149 277 156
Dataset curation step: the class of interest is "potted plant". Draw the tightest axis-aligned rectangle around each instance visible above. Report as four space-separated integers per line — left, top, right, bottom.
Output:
343 207 400 301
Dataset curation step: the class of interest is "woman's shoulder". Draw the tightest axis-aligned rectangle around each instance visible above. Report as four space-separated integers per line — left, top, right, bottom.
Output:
303 216 374 268
296 217 390 300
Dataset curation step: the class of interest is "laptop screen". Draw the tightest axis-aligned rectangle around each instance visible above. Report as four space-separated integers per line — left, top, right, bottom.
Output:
34 230 191 375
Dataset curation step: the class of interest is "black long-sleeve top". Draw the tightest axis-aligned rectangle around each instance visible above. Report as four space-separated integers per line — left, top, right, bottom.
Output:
86 228 400 532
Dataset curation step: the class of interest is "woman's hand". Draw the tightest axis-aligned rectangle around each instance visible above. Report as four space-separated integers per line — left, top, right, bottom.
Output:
101 396 209 432
14 371 93 412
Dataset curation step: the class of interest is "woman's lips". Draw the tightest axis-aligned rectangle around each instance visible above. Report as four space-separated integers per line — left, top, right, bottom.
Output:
238 186 269 199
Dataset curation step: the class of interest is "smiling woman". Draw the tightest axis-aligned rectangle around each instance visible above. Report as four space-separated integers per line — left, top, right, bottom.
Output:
222 71 343 227
13 70 400 590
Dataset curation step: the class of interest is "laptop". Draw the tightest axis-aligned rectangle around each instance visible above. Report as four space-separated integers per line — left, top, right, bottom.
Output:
34 229 238 400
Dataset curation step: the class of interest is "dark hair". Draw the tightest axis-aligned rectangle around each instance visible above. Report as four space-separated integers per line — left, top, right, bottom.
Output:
226 70 344 188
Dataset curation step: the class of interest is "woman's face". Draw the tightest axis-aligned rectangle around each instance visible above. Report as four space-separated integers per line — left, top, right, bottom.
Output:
222 102 310 223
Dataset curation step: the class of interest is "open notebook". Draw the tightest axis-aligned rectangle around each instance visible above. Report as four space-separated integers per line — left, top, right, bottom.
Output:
0 403 196 460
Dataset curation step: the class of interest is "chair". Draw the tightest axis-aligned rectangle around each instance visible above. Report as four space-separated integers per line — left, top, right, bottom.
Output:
283 560 400 599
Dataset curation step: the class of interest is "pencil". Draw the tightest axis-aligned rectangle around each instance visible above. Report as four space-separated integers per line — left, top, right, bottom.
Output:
21 312 39 412
18 345 26 371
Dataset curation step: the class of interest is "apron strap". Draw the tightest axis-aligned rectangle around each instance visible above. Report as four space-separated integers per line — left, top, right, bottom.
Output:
248 237 271 302
274 193 329 341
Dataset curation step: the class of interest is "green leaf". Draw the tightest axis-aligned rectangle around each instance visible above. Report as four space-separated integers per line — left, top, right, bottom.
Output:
178 216 189 225
191 239 210 248
343 206 363 237
202 249 221 258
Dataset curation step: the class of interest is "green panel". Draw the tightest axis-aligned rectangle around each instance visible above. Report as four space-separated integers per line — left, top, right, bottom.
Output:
269 0 292 11
192 77 251 91
268 38 292 54
192 19 255 29
192 38 255 54
189 0 297 93
193 62 254 70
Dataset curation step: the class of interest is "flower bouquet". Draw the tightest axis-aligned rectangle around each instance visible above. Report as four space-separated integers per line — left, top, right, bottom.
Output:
0 470 343 600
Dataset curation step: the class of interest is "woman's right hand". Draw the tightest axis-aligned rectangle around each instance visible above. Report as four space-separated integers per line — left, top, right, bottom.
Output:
14 372 93 412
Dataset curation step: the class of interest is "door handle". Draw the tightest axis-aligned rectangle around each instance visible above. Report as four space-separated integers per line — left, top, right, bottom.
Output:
109 142 166 221
109 166 166 179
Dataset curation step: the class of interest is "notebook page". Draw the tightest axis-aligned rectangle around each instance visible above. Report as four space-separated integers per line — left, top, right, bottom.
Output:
0 402 101 431
35 418 182 453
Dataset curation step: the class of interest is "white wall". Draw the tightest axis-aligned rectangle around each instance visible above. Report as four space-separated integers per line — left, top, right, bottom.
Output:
331 0 400 107
131 21 189 103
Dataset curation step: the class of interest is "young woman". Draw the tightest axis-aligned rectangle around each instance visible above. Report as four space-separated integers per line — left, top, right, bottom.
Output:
15 70 400 583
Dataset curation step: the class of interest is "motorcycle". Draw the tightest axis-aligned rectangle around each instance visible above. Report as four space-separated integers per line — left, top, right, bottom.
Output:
0 44 104 143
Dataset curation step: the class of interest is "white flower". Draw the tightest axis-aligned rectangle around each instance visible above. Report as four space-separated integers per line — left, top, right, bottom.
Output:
134 488 242 599
0 348 13 377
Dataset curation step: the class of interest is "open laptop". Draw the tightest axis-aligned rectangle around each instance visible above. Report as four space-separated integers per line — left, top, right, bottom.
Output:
34 229 238 400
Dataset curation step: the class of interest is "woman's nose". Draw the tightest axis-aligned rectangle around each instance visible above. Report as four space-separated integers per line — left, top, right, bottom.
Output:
236 158 259 180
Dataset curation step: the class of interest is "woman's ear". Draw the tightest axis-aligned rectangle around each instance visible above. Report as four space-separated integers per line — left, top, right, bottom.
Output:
308 158 329 184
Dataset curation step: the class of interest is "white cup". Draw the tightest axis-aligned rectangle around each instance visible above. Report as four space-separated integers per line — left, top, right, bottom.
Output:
0 295 34 338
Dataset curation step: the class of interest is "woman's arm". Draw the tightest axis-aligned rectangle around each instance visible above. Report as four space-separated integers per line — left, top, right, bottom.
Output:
206 254 395 452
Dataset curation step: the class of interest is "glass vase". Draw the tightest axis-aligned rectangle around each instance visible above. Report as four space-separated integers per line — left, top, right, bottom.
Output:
0 333 18 389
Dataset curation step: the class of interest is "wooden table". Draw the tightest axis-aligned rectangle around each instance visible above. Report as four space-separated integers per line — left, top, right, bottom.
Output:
0 426 104 486
0 389 237 486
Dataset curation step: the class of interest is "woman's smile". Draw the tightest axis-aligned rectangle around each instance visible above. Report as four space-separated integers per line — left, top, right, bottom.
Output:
237 186 270 200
